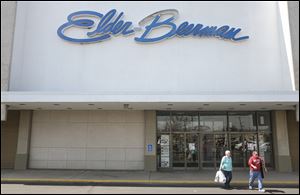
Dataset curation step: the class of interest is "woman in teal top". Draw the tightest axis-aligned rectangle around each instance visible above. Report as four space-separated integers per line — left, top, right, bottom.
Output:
220 150 233 189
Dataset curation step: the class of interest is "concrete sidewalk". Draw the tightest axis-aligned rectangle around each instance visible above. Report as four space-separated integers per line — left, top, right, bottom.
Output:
1 169 299 188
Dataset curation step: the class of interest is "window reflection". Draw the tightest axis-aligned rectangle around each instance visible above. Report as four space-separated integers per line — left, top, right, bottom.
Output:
157 112 171 132
172 112 198 132
229 112 257 132
215 134 228 167
201 134 214 167
259 133 273 167
230 134 244 167
200 114 227 132
257 112 271 132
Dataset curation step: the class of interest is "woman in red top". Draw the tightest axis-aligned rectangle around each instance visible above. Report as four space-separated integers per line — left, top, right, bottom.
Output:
248 151 266 192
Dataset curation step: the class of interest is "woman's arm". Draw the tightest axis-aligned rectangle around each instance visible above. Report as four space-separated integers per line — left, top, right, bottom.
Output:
219 156 224 170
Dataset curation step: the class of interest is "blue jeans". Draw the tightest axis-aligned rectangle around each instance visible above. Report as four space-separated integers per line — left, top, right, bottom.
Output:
222 170 232 188
249 170 263 189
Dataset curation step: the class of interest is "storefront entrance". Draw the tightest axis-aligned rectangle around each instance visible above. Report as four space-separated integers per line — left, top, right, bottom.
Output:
172 133 199 169
171 133 227 170
201 133 227 168
157 111 274 170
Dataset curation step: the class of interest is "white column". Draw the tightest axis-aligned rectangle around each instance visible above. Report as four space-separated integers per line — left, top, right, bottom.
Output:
1 104 7 121
14 110 32 170
272 111 293 172
144 110 157 171
296 104 299 122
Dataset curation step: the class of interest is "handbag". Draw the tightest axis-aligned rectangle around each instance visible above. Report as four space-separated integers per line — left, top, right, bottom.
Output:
214 170 226 183
260 168 264 179
260 158 266 179
260 162 266 179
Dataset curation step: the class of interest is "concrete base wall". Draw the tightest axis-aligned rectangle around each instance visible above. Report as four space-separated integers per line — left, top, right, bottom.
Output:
14 154 29 170
144 156 157 171
276 155 293 172
1 111 20 169
29 110 145 170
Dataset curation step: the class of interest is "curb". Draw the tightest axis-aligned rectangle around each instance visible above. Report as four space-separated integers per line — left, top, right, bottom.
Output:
1 179 299 188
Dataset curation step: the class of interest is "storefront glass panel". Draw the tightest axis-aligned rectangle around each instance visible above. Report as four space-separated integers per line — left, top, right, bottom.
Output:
257 111 271 132
229 112 257 132
258 133 274 167
171 112 199 132
230 133 258 167
199 113 227 132
172 133 185 168
215 134 229 167
230 134 245 167
201 134 214 167
186 134 199 168
157 111 171 133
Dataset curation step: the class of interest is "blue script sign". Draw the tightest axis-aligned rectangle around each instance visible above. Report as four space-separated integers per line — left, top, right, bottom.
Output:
57 9 249 43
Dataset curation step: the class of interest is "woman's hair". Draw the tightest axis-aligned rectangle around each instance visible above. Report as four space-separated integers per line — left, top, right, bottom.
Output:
225 150 231 155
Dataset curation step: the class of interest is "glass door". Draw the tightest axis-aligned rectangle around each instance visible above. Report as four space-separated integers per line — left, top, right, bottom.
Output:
215 134 228 168
243 134 258 166
230 133 258 167
172 133 185 168
172 133 199 169
230 134 244 167
186 133 199 168
201 134 215 167
200 134 228 169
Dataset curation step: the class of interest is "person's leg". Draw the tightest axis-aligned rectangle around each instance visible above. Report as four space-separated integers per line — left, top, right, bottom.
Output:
223 171 229 189
227 171 232 188
249 171 258 189
257 171 263 190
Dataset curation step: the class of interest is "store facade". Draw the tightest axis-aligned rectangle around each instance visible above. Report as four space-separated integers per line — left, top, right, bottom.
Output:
1 1 299 172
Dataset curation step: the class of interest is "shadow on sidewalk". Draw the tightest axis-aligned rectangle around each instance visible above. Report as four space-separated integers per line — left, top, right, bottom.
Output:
228 186 286 193
265 189 286 193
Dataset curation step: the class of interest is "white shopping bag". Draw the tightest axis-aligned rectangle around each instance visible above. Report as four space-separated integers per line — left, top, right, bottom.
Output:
214 170 226 183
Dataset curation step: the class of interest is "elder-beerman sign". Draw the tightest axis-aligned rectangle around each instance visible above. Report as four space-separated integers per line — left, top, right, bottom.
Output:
57 9 249 43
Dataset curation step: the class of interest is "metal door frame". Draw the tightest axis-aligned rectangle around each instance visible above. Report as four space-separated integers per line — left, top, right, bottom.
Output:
172 132 200 170
199 132 228 170
228 132 259 169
